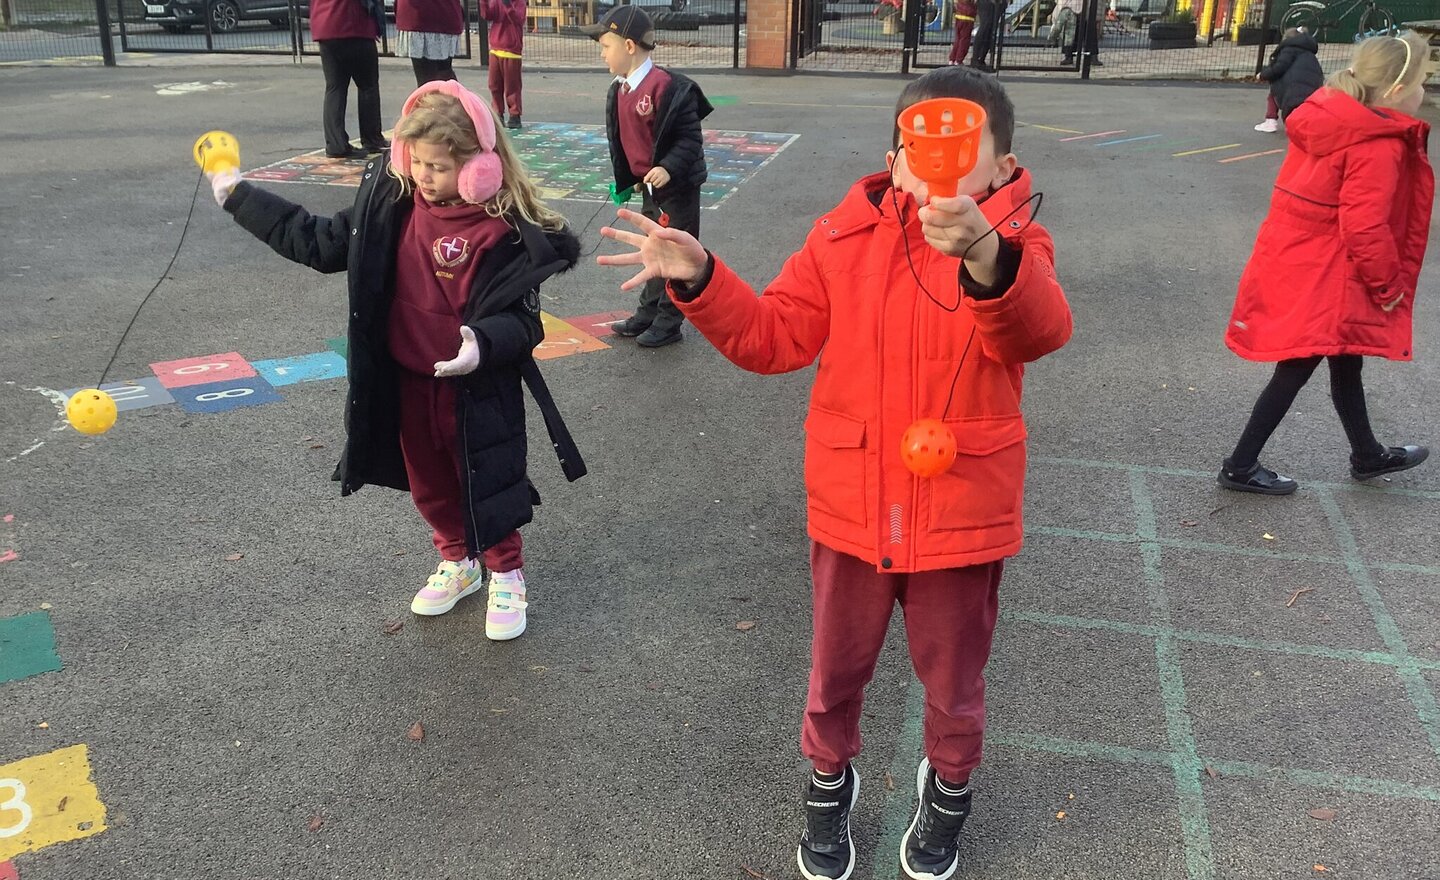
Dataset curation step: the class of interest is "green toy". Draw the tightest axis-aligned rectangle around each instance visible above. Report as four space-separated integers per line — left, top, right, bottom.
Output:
609 183 635 206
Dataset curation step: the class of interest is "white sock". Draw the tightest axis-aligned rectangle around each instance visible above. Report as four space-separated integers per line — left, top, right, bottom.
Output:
812 768 846 790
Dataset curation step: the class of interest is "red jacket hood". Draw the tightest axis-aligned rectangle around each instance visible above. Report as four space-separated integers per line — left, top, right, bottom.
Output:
828 167 1039 235
1285 88 1429 158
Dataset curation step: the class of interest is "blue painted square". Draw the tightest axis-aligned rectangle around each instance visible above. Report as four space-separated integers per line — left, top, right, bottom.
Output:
252 351 347 387
62 377 174 413
172 376 282 414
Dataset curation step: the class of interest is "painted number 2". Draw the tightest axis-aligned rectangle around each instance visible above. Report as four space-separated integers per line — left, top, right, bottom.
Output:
0 778 33 839
194 388 253 402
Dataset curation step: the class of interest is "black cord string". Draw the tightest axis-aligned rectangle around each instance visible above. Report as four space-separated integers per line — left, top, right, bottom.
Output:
887 145 1044 419
97 165 208 388
576 194 625 258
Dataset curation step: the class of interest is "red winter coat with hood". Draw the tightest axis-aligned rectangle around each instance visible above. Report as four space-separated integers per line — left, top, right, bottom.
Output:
1226 88 1433 363
671 170 1072 573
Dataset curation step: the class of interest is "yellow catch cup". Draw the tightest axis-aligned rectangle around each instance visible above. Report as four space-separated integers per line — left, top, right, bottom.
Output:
193 130 240 175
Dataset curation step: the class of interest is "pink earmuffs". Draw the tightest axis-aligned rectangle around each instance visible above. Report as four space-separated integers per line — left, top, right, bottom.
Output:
390 80 504 204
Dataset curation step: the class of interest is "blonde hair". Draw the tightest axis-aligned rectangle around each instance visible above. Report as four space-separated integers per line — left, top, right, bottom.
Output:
391 92 568 232
1326 32 1433 107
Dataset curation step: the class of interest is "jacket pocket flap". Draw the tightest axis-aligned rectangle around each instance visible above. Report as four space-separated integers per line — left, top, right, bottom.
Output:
805 408 867 449
946 415 1027 456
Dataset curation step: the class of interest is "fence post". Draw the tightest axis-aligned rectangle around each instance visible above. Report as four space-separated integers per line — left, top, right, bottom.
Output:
1 0 14 29
94 0 117 66
1253 0 1273 73
1079 0 1098 79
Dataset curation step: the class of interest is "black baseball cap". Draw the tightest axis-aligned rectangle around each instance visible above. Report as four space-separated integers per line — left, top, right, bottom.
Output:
582 4 656 48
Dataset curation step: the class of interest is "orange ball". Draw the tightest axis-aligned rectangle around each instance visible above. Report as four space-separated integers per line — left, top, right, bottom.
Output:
900 419 957 478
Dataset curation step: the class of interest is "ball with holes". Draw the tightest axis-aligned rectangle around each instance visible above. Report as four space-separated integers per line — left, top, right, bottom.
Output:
66 389 118 435
899 418 957 478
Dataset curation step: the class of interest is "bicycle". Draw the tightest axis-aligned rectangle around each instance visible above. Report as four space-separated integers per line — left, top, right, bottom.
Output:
1279 0 1395 42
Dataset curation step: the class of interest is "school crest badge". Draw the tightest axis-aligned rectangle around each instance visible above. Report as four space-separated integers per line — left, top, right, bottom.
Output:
635 94 654 117
433 235 471 268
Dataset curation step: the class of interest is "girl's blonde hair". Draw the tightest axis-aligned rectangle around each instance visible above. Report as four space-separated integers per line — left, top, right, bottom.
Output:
391 92 568 232
1326 32 1433 107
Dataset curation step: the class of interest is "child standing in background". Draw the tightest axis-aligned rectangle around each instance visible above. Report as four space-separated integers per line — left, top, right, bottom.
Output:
481 0 527 129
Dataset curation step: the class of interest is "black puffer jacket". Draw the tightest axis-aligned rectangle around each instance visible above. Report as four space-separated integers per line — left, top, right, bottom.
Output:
1260 31 1324 118
606 68 715 192
224 156 586 555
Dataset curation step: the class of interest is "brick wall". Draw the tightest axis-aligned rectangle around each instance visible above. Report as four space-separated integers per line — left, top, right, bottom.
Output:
746 0 791 68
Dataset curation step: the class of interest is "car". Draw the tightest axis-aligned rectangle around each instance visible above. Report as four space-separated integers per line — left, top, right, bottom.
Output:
144 0 309 33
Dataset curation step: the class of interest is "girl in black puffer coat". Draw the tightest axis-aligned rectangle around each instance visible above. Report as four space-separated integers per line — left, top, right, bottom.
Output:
1255 27 1324 132
208 81 585 641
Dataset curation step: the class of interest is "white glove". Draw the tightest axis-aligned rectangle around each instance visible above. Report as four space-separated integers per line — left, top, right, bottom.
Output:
434 326 482 377
208 168 242 208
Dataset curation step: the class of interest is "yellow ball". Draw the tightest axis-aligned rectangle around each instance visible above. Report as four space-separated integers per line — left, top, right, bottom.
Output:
66 389 118 436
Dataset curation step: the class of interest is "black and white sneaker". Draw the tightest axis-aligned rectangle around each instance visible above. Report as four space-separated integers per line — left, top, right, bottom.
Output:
797 765 860 880
900 759 972 880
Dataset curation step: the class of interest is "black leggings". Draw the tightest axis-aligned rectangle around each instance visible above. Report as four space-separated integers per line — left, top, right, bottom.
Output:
411 57 457 86
1228 355 1385 469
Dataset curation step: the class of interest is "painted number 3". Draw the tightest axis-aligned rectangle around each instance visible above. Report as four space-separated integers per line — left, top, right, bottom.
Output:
0 778 33 838
194 388 254 402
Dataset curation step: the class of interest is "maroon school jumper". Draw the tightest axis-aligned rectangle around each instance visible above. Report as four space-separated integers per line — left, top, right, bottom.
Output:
949 0 976 64
617 65 671 178
480 0 525 118
388 191 523 571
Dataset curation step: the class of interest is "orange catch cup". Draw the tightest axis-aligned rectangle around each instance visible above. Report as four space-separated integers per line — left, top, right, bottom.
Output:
896 98 986 199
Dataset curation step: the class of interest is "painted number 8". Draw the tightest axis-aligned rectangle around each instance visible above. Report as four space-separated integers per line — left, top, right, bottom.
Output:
0 778 33 839
194 388 253 402
174 363 230 375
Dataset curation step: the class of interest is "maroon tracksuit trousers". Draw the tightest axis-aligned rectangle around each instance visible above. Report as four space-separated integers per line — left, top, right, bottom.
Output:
396 369 524 571
803 541 1001 784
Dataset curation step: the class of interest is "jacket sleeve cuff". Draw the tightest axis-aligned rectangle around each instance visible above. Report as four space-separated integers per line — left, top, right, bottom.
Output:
668 251 716 303
959 236 1022 301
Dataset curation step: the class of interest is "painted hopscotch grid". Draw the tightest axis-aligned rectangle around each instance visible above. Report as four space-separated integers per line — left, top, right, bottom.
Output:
869 457 1440 880
242 124 801 210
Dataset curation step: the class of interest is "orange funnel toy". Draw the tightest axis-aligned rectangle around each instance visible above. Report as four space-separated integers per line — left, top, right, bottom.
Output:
192 130 240 175
896 98 986 199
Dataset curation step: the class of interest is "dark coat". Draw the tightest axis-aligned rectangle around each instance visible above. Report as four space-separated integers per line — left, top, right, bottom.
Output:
1260 31 1324 118
224 157 586 554
605 68 714 194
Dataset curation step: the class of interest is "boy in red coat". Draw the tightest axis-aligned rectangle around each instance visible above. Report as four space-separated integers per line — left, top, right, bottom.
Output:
481 0 526 128
598 67 1071 880
1221 34 1434 495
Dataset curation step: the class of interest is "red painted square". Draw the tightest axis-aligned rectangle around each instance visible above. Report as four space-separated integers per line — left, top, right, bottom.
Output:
0 859 19 880
150 352 257 389
566 310 632 338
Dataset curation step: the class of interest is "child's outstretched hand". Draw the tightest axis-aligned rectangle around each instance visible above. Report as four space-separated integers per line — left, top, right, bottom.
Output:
207 168 241 208
434 326 481 377
918 194 1000 287
597 208 708 291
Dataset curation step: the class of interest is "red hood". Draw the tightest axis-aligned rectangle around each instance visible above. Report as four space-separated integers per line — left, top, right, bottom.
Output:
828 167 1038 234
1285 88 1429 157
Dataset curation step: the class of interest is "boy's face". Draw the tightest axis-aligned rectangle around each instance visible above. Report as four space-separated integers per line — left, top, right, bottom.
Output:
886 120 1017 205
598 32 639 77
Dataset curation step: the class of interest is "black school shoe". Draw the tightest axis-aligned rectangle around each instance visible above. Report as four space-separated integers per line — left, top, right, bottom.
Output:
1217 460 1298 496
1351 445 1430 481
505 115 522 130
636 324 683 348
901 759 972 880
797 765 860 880
611 315 651 338
325 146 368 160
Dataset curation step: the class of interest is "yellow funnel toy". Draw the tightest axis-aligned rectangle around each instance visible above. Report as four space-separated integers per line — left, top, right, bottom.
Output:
193 131 240 175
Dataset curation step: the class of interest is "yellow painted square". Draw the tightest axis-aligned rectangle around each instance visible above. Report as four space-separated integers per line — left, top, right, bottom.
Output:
0 745 107 861
537 312 609 361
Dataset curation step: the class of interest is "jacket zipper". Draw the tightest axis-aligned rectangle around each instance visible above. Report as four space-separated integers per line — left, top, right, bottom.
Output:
1273 185 1339 209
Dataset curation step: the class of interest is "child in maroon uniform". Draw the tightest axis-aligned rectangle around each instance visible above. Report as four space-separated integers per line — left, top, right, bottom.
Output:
584 5 713 348
949 0 976 65
481 0 527 129
598 67 1071 880
208 81 585 639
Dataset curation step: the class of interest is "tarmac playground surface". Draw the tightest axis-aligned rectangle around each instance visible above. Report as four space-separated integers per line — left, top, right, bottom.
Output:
2 62 1440 880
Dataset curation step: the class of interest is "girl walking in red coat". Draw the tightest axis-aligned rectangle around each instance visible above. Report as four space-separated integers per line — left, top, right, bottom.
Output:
1220 33 1434 495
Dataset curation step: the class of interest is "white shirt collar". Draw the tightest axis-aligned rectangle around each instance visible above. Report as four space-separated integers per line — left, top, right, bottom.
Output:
616 58 654 91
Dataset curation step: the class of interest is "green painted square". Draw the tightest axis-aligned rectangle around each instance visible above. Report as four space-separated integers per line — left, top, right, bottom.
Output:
326 337 348 360
709 95 739 107
0 612 63 684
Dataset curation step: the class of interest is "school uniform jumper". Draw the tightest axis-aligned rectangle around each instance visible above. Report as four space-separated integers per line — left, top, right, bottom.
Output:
221 159 587 564
481 0 526 119
669 169 1072 781
949 0 977 65
606 59 714 333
